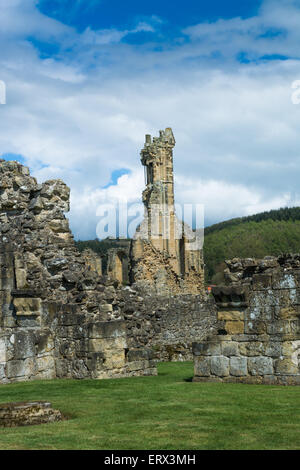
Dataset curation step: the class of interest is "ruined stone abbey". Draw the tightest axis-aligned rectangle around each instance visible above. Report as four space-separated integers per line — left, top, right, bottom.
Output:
107 128 204 295
0 128 299 385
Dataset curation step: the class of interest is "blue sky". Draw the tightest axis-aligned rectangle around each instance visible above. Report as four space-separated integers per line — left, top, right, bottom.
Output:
0 0 300 239
39 0 262 32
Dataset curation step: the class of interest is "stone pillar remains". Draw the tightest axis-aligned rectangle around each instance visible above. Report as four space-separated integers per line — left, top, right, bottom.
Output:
131 128 204 295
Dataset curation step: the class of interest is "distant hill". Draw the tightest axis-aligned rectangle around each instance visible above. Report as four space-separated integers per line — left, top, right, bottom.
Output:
204 207 300 283
75 207 300 285
204 207 300 235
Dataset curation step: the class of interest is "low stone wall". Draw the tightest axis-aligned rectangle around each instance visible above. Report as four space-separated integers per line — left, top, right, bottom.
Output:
0 401 62 427
0 300 157 384
0 328 56 383
50 304 157 380
193 256 300 385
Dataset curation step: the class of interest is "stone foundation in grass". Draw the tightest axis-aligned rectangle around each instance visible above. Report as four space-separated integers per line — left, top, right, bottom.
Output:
0 401 62 427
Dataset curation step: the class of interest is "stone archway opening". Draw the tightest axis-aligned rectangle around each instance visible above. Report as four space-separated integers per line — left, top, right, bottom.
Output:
116 251 129 285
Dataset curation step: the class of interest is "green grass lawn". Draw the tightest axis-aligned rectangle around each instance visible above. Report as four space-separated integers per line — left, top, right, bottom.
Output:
0 362 299 450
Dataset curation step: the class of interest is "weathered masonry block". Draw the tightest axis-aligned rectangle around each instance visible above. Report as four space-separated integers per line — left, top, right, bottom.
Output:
0 401 62 427
193 256 300 385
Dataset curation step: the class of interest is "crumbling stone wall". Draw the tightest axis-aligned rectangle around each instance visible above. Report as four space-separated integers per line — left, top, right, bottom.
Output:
193 255 300 385
81 248 102 277
119 287 217 361
0 160 156 383
0 158 217 384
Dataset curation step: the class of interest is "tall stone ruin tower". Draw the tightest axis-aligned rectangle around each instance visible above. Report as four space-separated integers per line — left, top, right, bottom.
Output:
131 128 204 295
141 128 178 263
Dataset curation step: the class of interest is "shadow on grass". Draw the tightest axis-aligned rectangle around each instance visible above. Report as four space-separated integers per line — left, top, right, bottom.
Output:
184 377 193 382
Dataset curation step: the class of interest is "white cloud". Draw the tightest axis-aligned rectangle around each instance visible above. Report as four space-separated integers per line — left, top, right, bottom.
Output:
0 0 300 239
183 0 300 60
81 21 155 46
175 176 296 227
0 0 73 39
68 168 145 240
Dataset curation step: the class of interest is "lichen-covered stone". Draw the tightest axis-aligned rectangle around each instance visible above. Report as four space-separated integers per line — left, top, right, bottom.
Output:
218 310 244 321
248 357 274 376
230 357 248 376
193 341 221 356
194 357 211 377
222 342 239 356
274 358 299 375
225 321 244 335
210 356 229 377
